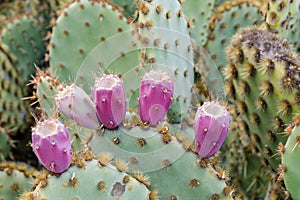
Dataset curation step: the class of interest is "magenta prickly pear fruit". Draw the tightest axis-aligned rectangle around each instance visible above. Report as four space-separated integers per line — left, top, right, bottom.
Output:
194 101 230 158
31 118 72 173
55 84 100 130
92 74 126 129
138 70 174 126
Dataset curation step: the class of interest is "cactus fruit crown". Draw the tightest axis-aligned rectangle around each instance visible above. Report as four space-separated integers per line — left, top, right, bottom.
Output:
143 70 172 82
199 102 227 119
94 74 121 90
32 119 60 137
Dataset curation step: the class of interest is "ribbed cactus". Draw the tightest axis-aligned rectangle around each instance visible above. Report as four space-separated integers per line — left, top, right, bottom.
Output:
224 26 300 168
223 25 300 198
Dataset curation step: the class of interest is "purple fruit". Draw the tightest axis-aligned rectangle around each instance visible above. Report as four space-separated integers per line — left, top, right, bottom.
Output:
55 84 100 130
138 70 174 126
92 74 126 129
194 101 230 158
31 118 72 173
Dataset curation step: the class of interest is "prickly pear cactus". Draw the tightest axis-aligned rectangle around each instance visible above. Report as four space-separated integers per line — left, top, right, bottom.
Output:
0 162 37 200
55 83 100 130
25 152 151 199
138 70 174 126
33 70 64 116
1 15 45 80
281 117 300 199
194 101 230 158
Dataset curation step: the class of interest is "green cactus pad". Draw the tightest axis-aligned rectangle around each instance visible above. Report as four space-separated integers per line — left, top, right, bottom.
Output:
282 118 300 199
30 159 150 199
88 113 231 199
49 0 131 83
145 151 230 199
89 110 194 173
1 15 45 80
0 162 37 200
182 0 215 46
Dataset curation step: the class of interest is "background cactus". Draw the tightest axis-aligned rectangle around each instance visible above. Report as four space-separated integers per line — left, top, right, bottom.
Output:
1 14 45 80
281 116 300 199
